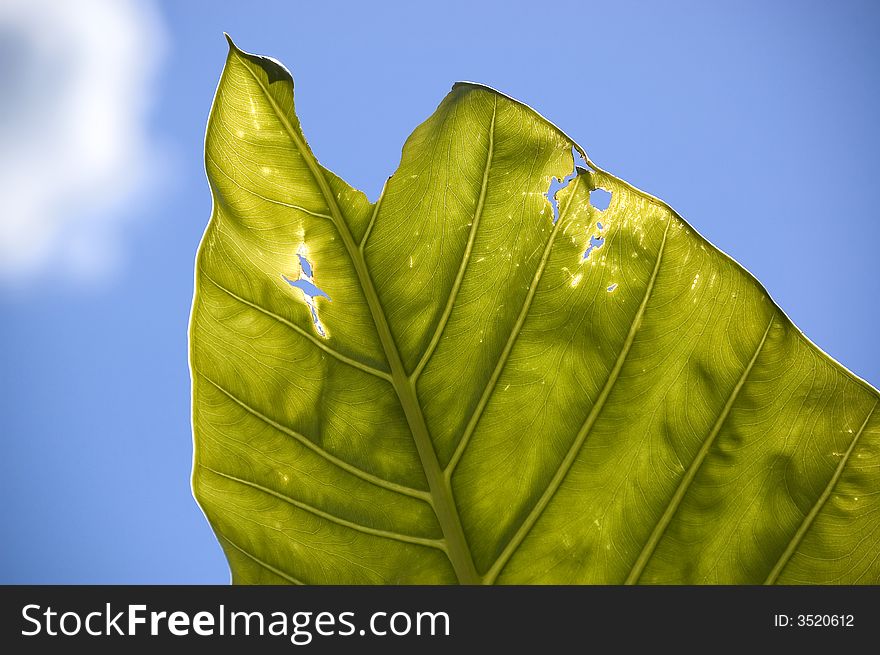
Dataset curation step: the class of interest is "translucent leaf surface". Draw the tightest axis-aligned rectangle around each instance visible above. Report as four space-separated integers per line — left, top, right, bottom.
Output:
190 39 880 584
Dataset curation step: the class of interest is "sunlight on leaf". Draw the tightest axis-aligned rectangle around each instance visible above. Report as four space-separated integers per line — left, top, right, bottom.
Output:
190 37 880 585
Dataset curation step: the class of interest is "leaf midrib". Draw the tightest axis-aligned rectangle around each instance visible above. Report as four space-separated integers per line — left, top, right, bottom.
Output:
234 49 480 583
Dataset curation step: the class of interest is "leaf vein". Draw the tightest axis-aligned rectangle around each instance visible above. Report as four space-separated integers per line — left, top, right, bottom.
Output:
202 465 447 551
411 96 497 381
202 272 392 382
483 218 671 584
195 371 431 502
446 175 583 476
624 314 775 584
763 398 877 584
206 152 333 220
359 178 389 252
216 532 305 584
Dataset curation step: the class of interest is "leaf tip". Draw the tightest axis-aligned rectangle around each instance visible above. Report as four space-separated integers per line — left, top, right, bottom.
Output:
451 81 487 96
223 32 240 53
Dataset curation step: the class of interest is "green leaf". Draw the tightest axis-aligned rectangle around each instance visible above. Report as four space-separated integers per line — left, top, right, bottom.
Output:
190 37 880 584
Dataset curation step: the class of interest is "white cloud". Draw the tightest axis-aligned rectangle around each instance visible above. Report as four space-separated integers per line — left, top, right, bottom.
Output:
0 0 166 286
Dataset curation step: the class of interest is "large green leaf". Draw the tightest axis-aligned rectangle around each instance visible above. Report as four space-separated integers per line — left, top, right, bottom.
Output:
190 37 880 584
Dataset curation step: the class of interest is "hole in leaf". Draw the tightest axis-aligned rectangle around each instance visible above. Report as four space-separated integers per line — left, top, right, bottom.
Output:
285 277 330 300
546 176 572 223
590 188 612 211
545 147 588 223
582 234 605 261
282 247 331 338
297 252 313 277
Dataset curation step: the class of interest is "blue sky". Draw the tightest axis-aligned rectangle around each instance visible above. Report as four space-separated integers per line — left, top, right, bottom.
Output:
1 0 878 583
